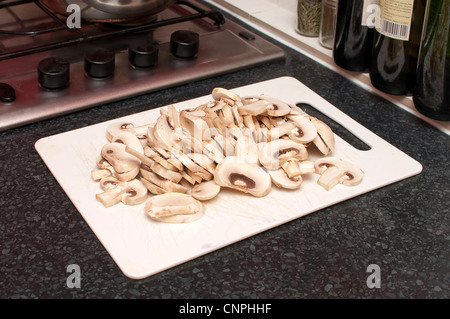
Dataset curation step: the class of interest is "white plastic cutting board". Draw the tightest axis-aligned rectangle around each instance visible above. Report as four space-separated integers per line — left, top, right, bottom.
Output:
35 76 422 279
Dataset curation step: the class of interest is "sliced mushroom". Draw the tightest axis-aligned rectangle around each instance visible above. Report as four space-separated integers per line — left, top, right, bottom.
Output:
204 108 227 135
146 126 171 159
258 96 292 117
112 131 144 154
229 103 244 128
219 103 236 127
174 129 205 155
214 156 271 197
212 87 241 102
150 161 183 183
145 147 178 171
258 139 308 170
286 114 318 144
268 169 303 190
179 109 210 142
91 169 112 181
172 151 213 181
145 193 205 223
238 99 272 116
185 168 203 184
180 170 197 185
96 155 114 171
140 177 167 195
213 134 236 158
168 154 185 171
207 100 223 112
140 168 188 193
242 114 255 131
115 166 141 182
167 104 181 129
124 146 155 170
106 122 151 141
96 176 148 208
93 87 358 223
153 113 180 151
93 157 115 180
309 117 335 155
189 153 216 174
268 120 297 141
257 126 269 144
203 139 225 164
257 115 273 129
101 143 141 181
191 180 221 201
314 157 364 190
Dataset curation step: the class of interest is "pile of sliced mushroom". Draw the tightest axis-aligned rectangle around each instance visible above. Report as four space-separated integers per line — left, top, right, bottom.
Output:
91 87 364 223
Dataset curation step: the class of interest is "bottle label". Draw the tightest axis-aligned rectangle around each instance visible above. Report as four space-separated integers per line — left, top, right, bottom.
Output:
362 0 379 28
377 0 415 41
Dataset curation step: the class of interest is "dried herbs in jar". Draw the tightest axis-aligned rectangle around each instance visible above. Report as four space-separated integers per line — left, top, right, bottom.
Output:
296 0 322 37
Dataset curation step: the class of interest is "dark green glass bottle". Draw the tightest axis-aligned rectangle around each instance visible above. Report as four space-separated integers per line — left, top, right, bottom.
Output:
413 0 450 121
369 0 427 95
333 0 374 72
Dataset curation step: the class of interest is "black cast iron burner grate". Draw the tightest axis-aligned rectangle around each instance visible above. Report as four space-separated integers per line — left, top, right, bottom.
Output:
0 0 225 60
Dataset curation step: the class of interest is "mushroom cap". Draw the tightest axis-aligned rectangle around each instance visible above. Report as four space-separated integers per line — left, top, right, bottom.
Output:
258 139 308 170
214 156 271 197
145 193 205 223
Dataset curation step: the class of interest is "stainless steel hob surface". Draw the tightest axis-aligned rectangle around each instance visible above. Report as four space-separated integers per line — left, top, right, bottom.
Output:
0 0 284 132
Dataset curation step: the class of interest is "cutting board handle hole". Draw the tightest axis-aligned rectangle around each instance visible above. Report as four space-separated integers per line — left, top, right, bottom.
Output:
296 103 372 151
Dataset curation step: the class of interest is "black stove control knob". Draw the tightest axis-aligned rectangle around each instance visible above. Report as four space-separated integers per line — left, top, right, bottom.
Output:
170 30 200 59
0 83 16 103
84 48 115 78
37 57 70 89
129 41 159 68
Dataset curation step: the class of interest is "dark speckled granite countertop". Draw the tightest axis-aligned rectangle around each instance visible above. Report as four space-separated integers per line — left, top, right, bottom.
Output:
0 3 449 300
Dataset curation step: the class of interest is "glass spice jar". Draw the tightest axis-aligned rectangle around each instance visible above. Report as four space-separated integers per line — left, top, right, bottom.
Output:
319 0 337 49
296 0 322 37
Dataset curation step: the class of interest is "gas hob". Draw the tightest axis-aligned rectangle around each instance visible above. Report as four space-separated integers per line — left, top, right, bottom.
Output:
0 0 284 132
